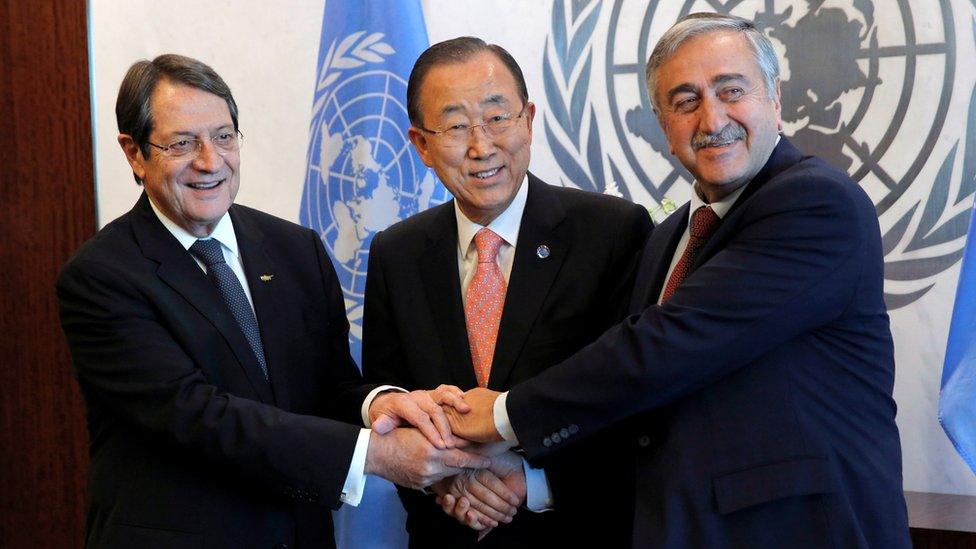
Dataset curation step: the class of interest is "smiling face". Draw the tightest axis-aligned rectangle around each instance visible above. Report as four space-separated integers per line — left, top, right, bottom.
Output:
118 79 240 237
408 51 535 225
654 31 782 203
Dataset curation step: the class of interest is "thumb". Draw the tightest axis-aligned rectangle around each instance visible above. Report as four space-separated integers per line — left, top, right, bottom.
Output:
371 414 399 434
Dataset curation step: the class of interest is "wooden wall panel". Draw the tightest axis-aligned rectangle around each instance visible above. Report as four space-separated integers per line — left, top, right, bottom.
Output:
0 0 94 546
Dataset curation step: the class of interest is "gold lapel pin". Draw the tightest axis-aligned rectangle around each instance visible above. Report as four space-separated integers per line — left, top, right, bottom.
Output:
260 274 274 282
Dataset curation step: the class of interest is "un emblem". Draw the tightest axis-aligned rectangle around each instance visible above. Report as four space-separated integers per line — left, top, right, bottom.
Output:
544 0 976 308
301 32 447 346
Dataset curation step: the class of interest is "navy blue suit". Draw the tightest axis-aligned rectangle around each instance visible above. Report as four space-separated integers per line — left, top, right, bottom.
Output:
506 139 911 548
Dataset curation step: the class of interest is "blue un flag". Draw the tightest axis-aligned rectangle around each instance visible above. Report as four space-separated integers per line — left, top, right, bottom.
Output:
941 199 976 475
300 0 446 367
299 1 446 547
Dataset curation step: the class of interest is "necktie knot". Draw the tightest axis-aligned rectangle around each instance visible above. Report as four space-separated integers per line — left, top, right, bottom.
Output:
474 228 504 264
190 238 226 268
689 206 720 240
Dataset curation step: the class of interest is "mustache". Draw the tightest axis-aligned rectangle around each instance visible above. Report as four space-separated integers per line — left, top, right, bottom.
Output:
692 124 747 150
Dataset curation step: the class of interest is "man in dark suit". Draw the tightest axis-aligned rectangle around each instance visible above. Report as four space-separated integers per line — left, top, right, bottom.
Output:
445 14 911 548
56 54 488 549
361 37 651 547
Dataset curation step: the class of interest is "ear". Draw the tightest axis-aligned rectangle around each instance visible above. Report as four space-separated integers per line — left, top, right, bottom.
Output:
408 126 434 167
524 101 537 139
772 77 783 132
118 134 148 181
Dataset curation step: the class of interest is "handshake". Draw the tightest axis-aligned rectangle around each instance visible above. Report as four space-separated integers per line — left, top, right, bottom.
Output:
364 385 520 534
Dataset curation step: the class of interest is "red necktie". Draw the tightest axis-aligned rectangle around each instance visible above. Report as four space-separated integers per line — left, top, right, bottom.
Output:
661 206 720 303
464 228 507 387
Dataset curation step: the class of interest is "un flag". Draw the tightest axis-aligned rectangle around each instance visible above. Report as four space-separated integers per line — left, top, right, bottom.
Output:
299 1 445 547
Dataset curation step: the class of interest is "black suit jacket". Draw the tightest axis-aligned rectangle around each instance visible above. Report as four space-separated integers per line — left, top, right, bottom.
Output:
57 193 374 549
362 174 652 548
506 140 911 548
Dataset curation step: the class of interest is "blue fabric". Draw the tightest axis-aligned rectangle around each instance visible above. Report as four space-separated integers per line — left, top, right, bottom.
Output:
940 201 976 474
300 2 432 547
190 238 268 379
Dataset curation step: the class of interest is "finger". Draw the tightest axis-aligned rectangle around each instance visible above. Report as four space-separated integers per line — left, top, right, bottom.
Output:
465 476 517 521
432 385 471 413
403 409 446 450
476 469 521 507
466 508 497 530
370 414 399 435
437 493 456 514
420 401 458 449
442 449 491 470
477 528 493 542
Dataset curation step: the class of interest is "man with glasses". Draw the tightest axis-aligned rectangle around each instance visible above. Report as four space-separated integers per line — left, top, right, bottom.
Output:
361 37 651 548
56 53 491 549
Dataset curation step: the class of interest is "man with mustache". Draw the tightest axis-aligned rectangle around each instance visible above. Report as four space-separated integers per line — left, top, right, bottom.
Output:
445 13 911 548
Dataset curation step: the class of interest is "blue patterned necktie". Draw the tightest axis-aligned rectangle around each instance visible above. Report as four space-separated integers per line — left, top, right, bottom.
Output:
190 238 268 379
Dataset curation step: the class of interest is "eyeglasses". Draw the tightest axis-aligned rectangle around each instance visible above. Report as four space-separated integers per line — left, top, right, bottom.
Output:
417 107 527 147
146 130 243 158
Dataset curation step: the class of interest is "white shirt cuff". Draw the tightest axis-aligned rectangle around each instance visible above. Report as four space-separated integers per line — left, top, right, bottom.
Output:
360 385 404 427
493 391 519 443
340 428 371 506
522 457 554 512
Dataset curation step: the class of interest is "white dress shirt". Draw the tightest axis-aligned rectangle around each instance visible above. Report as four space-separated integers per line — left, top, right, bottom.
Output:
453 178 553 511
148 198 381 506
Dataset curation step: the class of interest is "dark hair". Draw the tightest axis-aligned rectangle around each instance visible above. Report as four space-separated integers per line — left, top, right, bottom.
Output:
115 54 238 181
406 36 528 127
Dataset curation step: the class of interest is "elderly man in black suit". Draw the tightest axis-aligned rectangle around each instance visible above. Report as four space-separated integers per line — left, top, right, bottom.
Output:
57 53 489 549
362 37 652 548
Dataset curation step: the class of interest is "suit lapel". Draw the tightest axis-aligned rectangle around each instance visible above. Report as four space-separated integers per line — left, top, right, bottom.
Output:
634 203 689 311
419 204 478 389
488 175 568 390
231 207 289 408
132 195 275 404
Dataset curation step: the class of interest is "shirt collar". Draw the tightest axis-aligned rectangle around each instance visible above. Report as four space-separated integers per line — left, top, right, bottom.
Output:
455 174 529 255
147 195 241 259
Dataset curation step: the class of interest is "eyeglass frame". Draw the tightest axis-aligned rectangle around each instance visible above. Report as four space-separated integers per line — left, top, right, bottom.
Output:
145 129 244 158
415 105 528 145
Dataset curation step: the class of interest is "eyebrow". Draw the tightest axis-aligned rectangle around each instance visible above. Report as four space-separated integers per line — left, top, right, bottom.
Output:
665 73 748 104
165 124 234 138
438 94 509 117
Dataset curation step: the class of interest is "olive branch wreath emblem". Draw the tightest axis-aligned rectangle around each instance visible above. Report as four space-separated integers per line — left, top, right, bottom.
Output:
543 1 976 309
310 31 395 119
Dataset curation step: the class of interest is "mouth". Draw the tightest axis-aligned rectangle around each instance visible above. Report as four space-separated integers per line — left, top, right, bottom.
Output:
695 137 741 151
186 179 224 190
471 167 502 180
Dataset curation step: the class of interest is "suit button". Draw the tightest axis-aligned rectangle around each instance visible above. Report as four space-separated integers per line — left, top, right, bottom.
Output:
568 424 579 435
543 436 552 447
274 544 289 549
637 435 651 448
560 428 570 438
551 432 562 443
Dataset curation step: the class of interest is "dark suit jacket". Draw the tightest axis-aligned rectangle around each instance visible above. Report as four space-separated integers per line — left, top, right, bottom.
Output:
506 140 911 548
57 193 374 549
362 174 652 548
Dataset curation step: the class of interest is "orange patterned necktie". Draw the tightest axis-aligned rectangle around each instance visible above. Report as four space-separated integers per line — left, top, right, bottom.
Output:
661 206 720 303
464 228 507 387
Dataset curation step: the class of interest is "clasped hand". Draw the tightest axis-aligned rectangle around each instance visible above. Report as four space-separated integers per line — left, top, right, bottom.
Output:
365 385 521 534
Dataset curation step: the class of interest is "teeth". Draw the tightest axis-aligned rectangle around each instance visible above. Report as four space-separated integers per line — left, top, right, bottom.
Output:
189 180 221 189
473 168 500 179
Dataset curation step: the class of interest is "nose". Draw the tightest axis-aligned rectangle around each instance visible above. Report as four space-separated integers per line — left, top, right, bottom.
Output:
466 125 497 160
192 140 224 173
697 95 729 135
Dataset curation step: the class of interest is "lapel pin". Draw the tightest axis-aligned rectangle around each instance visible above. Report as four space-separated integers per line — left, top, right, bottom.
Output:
536 245 550 259
260 274 274 282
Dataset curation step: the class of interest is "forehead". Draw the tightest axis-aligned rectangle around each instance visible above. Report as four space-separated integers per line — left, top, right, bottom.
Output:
655 31 761 93
418 51 520 117
149 79 232 135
